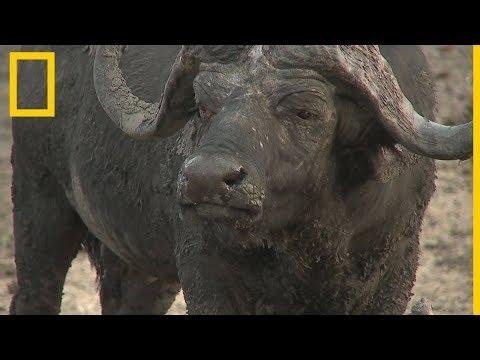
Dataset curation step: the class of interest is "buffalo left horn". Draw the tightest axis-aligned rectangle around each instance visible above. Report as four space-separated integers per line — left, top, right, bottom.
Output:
265 45 473 160
330 45 472 160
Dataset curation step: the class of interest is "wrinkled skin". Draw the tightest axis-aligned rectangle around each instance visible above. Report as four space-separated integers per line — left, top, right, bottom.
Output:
11 45 436 314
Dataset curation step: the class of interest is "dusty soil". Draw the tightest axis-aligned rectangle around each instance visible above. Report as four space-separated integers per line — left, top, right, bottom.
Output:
0 45 473 315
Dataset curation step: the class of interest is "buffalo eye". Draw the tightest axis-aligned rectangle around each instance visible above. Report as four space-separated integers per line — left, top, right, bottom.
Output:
199 104 215 120
296 110 313 120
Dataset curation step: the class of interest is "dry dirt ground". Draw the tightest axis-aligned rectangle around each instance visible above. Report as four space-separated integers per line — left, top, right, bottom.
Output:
0 45 473 315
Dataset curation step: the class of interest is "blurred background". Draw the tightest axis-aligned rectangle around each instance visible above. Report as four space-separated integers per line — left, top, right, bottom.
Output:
0 45 473 314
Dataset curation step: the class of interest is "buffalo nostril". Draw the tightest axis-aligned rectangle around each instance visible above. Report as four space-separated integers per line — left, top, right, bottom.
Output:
223 166 247 187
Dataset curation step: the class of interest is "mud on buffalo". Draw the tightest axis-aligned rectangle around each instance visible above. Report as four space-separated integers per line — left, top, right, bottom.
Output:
8 45 472 314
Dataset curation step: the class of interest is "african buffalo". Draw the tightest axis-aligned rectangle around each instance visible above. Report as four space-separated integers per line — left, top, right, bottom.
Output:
9 45 472 314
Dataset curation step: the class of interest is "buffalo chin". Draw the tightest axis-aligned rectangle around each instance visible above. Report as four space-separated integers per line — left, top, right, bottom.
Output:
181 203 262 229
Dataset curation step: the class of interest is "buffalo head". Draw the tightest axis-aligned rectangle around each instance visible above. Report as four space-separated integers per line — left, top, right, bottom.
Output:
93 45 472 314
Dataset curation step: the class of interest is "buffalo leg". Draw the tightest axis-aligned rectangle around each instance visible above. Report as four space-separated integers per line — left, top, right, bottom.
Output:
9 150 85 315
98 244 181 315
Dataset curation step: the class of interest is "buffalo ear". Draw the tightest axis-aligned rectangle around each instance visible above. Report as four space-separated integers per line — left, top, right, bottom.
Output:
368 145 420 184
334 95 419 191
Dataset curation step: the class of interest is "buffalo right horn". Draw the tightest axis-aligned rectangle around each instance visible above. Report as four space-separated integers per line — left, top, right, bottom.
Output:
93 45 199 139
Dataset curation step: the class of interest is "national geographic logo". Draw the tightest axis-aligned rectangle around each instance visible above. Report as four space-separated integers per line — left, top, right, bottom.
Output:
474 45 480 315
9 51 55 117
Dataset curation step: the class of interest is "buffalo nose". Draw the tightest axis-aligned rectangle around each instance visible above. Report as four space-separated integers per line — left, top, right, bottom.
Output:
179 155 247 203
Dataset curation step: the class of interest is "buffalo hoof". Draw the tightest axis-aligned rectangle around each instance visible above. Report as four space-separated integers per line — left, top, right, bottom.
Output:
409 297 434 315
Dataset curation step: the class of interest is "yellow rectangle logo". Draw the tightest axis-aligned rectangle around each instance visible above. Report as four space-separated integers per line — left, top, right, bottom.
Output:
474 45 480 315
9 51 55 117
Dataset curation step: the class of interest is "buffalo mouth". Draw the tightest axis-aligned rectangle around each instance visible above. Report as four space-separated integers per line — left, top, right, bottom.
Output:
180 201 262 223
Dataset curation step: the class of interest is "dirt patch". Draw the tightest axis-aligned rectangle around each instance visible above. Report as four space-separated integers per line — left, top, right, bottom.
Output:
0 45 472 315
0 46 14 314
